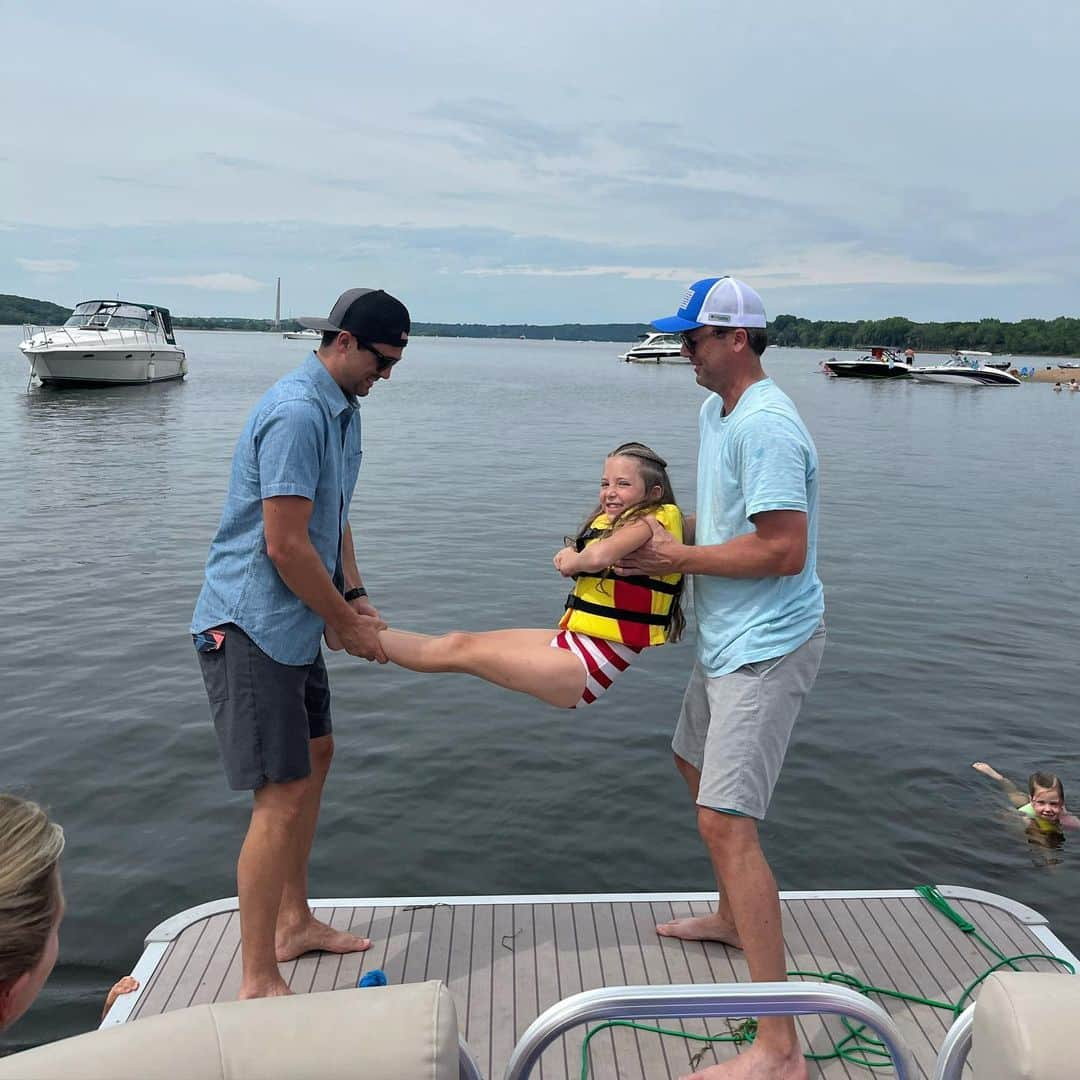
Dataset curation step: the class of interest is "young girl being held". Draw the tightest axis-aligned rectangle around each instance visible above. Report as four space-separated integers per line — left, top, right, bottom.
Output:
362 442 685 709
972 762 1080 832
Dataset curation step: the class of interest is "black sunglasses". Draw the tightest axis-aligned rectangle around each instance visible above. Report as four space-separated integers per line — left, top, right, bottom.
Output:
352 337 401 371
679 328 731 355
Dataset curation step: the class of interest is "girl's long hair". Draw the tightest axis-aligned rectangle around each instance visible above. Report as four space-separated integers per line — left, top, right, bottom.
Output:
568 442 686 642
0 795 65 987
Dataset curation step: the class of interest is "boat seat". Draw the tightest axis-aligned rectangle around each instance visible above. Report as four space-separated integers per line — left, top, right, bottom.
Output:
0 981 460 1080
972 971 1079 1079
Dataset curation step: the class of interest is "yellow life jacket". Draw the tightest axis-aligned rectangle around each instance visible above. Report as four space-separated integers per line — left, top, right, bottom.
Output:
559 503 684 647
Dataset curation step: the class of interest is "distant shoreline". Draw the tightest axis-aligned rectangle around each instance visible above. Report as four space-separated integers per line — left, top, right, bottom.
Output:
3 293 1079 356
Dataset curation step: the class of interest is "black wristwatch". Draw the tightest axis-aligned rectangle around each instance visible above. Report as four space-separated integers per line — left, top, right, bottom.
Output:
343 586 368 601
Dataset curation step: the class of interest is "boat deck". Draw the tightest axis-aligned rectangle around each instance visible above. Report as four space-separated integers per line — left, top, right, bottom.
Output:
108 887 1076 1079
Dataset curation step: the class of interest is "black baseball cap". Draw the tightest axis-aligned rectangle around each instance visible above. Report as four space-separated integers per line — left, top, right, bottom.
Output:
297 288 410 346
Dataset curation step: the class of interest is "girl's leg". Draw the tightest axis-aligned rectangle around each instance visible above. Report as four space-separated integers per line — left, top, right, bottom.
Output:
379 627 585 709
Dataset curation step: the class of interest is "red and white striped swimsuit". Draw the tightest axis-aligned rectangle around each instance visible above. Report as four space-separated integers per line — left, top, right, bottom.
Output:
549 629 643 707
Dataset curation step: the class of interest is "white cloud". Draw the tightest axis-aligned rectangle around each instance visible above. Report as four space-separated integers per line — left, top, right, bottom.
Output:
16 257 78 273
150 272 266 293
735 246 1055 289
463 247 1054 291
463 265 699 281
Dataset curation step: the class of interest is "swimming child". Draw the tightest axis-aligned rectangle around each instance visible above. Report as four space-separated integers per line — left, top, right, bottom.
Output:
1053 382 1063 392
972 762 1080 832
344 442 685 708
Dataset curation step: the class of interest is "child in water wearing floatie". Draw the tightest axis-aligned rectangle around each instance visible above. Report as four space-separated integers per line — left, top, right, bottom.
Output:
972 762 1080 832
333 442 685 709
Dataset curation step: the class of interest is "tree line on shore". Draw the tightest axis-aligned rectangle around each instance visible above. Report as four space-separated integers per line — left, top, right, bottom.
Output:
4 295 1079 357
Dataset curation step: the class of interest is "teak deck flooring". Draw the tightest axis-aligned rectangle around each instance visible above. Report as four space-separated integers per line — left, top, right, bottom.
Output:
112 888 1075 1079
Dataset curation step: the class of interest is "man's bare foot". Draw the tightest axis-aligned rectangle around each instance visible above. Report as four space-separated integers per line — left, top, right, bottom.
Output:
657 913 742 948
101 975 140 1019
275 914 372 962
238 974 293 1000
680 1040 807 1080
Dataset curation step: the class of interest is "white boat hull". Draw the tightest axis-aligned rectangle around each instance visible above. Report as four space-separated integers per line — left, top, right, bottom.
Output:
22 346 187 387
910 367 1020 387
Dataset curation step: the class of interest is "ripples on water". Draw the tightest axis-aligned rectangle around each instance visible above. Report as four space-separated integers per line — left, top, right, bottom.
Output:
2 328 1079 1049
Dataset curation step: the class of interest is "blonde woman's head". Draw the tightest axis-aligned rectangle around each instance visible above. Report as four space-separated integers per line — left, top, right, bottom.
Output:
0 795 65 1031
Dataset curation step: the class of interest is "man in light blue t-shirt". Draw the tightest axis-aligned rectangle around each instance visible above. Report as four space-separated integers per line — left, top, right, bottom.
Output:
621 277 825 1080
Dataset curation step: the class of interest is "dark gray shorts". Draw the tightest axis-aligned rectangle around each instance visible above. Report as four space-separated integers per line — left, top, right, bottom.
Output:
195 623 332 791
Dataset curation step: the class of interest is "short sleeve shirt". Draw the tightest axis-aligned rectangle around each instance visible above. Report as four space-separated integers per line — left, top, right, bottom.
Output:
693 378 824 676
191 353 362 664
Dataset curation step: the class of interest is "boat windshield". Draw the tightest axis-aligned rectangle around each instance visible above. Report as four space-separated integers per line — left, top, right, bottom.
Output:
63 302 157 331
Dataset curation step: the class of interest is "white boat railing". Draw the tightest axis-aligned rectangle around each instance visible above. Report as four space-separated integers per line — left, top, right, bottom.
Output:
931 1004 975 1080
501 982 916 1080
21 324 164 348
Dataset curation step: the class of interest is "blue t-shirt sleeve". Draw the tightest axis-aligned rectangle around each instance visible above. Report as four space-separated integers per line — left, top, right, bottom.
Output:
735 411 810 519
254 399 325 500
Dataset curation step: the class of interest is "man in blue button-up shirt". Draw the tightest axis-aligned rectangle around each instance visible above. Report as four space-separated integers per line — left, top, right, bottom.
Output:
192 288 409 1000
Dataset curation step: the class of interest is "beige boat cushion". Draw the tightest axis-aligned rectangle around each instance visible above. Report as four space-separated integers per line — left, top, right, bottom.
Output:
973 971 1079 1079
0 981 459 1080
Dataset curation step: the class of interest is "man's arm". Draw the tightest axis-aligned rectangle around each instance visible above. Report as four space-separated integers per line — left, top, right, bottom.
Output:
340 522 363 593
264 496 386 661
553 517 654 577
617 509 807 579
338 521 380 621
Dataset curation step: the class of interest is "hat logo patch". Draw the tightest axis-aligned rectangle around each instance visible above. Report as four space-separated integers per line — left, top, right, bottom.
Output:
678 288 695 312
707 312 731 322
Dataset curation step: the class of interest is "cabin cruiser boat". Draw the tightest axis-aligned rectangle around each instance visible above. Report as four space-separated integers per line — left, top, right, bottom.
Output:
821 345 912 379
21 301 187 387
619 332 687 363
910 352 1021 387
282 328 320 340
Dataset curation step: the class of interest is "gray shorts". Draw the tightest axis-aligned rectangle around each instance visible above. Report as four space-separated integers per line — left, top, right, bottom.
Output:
195 623 332 791
672 624 825 820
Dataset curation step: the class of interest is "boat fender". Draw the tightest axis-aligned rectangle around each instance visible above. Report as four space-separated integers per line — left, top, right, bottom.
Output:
358 968 388 987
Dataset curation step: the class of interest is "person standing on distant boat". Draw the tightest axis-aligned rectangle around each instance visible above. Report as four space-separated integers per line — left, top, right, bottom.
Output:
190 288 409 1000
618 277 825 1080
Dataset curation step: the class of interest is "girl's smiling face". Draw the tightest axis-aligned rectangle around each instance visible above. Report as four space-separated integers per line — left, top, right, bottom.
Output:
1031 786 1064 823
599 455 659 520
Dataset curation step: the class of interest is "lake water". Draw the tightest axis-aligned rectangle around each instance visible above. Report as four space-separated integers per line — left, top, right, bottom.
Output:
2 327 1079 1052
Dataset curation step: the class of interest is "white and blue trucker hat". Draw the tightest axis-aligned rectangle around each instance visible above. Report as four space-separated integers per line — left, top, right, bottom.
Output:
652 276 767 332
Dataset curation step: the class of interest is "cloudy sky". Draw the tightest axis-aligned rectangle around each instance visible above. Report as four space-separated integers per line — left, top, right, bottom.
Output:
2 0 1077 324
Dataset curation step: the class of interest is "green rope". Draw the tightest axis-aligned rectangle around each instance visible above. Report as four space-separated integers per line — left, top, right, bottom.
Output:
577 886 1075 1078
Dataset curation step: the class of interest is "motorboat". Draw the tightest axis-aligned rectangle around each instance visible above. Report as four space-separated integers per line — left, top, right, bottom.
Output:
910 352 1021 387
282 328 320 341
619 332 687 363
21 300 187 387
821 345 913 379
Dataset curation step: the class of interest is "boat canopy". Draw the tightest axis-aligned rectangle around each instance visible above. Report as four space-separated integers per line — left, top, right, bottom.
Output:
63 300 175 341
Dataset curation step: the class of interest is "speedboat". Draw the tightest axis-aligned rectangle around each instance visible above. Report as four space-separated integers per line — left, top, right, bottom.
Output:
619 332 687 363
821 346 912 379
21 300 187 387
910 352 1021 387
282 328 320 341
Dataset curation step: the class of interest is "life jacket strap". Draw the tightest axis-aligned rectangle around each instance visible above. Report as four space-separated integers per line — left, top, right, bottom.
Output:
564 594 671 627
